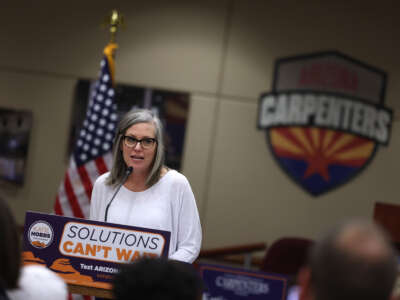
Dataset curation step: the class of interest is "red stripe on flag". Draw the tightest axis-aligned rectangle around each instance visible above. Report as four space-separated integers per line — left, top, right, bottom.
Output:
95 156 108 175
54 195 63 216
77 165 93 201
64 172 85 219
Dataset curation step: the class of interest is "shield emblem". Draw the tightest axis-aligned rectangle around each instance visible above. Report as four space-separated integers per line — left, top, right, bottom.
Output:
258 52 392 196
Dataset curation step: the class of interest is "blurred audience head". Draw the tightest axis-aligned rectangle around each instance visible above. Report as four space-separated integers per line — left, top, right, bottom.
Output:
299 218 398 300
0 197 21 289
113 257 204 300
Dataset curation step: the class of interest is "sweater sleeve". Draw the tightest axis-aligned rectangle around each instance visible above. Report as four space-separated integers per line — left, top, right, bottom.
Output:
169 177 202 263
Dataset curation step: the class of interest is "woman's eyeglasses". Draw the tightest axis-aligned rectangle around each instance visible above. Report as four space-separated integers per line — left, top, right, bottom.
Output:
122 135 157 149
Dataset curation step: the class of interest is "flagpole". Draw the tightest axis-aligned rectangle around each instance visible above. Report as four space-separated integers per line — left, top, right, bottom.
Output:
104 9 123 85
107 9 124 44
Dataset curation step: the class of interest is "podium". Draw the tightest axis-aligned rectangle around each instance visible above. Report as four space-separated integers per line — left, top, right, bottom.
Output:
22 211 170 298
68 283 113 298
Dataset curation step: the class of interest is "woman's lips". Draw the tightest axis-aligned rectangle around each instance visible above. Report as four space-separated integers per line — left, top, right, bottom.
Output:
131 155 144 161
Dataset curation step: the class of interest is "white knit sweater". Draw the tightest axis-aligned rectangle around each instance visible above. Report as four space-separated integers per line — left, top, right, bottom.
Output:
90 170 202 263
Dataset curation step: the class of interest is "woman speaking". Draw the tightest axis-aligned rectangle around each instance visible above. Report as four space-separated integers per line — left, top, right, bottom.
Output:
90 109 202 263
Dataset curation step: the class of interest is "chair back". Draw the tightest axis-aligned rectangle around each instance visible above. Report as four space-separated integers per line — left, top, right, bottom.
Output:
260 237 314 277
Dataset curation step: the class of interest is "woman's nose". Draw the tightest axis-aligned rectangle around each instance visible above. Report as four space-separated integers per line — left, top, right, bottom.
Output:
133 142 143 150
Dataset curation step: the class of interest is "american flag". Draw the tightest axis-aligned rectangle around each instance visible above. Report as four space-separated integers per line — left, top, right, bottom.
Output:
54 43 118 220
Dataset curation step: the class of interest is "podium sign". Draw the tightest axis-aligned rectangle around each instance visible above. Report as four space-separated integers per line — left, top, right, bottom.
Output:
198 264 288 300
22 211 170 289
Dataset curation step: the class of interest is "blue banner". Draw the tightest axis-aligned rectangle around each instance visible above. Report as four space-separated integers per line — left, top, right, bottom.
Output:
198 264 288 300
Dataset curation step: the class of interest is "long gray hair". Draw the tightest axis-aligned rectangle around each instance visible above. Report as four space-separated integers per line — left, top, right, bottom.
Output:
106 109 165 188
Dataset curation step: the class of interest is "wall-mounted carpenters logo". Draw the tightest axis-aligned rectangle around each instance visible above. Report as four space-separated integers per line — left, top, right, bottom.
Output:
257 51 393 196
28 220 54 249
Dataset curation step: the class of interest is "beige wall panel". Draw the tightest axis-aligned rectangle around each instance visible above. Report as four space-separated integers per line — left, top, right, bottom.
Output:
116 1 228 93
202 99 400 249
222 1 400 108
0 0 227 94
181 94 217 221
0 71 74 223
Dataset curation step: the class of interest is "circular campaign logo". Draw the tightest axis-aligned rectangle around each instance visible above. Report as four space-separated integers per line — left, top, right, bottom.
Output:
28 221 54 249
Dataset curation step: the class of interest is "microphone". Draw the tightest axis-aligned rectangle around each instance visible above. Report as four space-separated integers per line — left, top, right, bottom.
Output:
104 166 133 222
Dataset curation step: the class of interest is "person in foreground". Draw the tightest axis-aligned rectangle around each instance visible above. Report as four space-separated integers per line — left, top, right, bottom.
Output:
90 109 202 263
0 197 67 300
7 265 68 300
297 219 398 300
0 197 20 300
113 257 204 300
